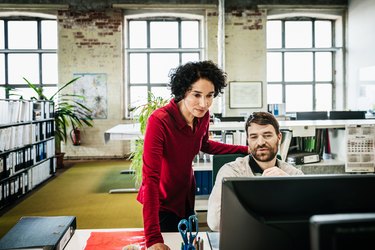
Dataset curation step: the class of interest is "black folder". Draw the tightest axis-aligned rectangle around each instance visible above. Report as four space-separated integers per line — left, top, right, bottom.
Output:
0 216 76 250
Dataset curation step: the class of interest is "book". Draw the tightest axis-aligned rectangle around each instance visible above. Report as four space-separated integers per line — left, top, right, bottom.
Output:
0 216 76 250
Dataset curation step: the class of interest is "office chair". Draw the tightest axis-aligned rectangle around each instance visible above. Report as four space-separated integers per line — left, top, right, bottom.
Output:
212 153 285 186
212 154 246 186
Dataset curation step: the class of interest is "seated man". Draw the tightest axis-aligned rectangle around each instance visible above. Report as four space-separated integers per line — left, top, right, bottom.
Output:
207 111 304 231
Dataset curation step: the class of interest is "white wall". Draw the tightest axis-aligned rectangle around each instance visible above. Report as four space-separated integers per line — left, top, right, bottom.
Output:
347 0 375 111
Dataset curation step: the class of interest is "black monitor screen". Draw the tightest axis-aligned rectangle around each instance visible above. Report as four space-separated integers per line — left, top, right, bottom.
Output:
219 174 375 250
310 213 375 250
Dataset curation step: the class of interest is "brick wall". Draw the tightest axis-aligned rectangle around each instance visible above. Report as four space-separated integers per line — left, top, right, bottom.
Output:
58 9 130 158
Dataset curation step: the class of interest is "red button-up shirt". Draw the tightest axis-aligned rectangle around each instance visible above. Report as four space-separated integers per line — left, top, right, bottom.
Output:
137 99 248 247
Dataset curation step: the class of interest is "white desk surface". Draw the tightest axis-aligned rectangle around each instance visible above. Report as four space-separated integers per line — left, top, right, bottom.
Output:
65 228 211 250
104 123 142 143
104 120 375 143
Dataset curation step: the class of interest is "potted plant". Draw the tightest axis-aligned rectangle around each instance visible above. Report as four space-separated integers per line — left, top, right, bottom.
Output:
129 92 169 187
23 77 93 168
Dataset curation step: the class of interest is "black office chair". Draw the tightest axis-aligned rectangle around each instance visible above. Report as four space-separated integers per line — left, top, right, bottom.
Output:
212 153 285 186
212 154 246 186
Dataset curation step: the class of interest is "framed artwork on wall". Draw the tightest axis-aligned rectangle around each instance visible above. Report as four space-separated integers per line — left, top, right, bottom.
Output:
229 81 262 109
73 73 108 119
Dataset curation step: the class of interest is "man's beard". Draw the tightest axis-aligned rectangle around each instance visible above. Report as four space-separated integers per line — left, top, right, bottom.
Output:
251 146 278 162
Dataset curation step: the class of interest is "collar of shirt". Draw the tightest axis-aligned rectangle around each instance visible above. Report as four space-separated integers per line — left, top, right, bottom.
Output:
165 98 203 130
248 155 280 174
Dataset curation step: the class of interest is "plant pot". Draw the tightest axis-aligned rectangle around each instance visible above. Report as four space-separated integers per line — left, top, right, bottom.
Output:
56 152 66 169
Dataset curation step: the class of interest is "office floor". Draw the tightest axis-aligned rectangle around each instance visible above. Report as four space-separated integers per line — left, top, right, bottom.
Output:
0 160 143 238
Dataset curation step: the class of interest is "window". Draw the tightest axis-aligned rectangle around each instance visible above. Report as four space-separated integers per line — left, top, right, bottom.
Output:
0 16 58 99
125 15 203 116
267 18 337 112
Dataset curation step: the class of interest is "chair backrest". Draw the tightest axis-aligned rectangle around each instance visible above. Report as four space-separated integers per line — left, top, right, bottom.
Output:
212 154 246 186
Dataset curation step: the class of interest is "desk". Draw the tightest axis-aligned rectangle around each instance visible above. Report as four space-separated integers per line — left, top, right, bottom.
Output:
104 123 142 143
65 228 211 250
104 123 142 193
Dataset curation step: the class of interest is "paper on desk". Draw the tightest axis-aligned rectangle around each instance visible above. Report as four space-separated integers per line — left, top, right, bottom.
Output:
84 230 146 250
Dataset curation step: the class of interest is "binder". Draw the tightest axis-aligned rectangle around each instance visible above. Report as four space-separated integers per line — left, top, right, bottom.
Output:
287 151 320 165
0 216 76 250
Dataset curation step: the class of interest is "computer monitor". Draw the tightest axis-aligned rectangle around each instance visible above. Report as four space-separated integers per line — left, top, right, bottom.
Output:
219 174 375 250
310 213 375 250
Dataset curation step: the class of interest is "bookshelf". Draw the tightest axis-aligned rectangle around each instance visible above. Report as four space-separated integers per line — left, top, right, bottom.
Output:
0 99 56 211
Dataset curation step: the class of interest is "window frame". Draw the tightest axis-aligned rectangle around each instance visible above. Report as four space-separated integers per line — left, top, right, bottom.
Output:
124 13 205 118
0 15 57 99
266 16 341 112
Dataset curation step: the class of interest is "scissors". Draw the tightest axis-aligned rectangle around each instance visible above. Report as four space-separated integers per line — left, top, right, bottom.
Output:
178 215 199 249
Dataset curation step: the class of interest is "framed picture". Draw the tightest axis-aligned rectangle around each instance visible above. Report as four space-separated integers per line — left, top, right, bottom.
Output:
229 81 262 108
73 73 108 119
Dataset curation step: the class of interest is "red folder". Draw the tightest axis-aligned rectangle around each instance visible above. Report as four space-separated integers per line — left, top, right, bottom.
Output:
84 230 146 250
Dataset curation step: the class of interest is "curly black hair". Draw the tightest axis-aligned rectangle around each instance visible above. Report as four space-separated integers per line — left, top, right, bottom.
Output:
168 60 227 102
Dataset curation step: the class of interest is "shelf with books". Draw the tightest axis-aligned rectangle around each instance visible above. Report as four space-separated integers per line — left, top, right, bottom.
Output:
0 99 56 211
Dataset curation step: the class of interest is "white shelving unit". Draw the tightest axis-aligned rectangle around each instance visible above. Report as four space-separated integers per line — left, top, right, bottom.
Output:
0 99 56 210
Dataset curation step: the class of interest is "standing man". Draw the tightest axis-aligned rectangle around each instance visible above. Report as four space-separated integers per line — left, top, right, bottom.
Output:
207 111 304 231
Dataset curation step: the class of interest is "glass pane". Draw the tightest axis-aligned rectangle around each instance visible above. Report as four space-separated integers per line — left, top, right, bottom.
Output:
129 21 147 48
42 87 58 100
267 20 282 48
151 86 172 100
42 54 58 84
0 21 4 49
285 21 312 48
181 53 200 64
11 87 39 100
0 88 4 99
8 54 39 84
182 21 199 48
12 87 57 101
285 85 312 112
267 84 282 104
315 52 332 81
129 53 148 84
41 20 57 49
130 86 148 109
315 21 332 48
316 84 332 111
0 54 4 84
285 52 313 81
150 21 178 48
8 21 38 49
150 53 179 83
267 52 282 82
